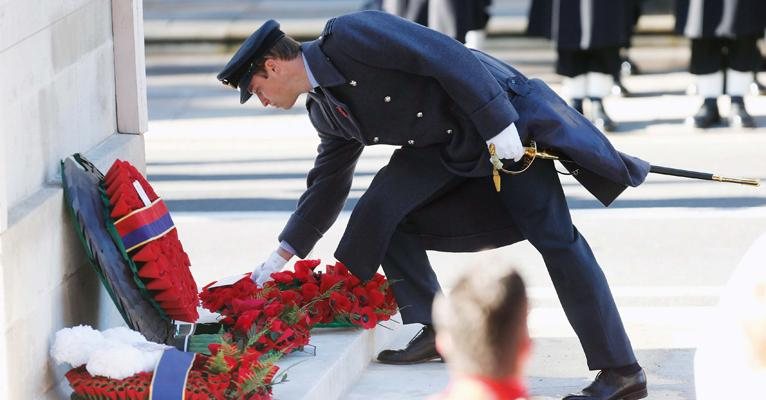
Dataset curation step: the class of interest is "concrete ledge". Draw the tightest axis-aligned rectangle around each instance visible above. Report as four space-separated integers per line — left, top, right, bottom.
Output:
82 132 146 176
273 319 401 400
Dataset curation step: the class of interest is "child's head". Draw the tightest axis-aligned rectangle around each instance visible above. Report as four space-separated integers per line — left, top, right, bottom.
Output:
433 269 531 380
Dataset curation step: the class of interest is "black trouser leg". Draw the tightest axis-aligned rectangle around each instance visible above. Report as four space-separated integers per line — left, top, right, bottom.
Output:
497 160 637 370
381 227 441 324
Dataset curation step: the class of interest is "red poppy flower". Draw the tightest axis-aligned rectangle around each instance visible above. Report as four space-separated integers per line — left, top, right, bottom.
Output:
294 259 321 270
329 262 350 276
294 259 321 281
208 343 222 355
279 290 300 305
311 300 334 324
355 306 378 329
234 309 261 333
329 292 353 313
271 271 296 285
263 302 284 318
366 288 386 308
300 283 319 300
371 273 387 285
320 273 345 293
231 298 266 314
347 274 362 287
352 287 369 306
224 355 238 369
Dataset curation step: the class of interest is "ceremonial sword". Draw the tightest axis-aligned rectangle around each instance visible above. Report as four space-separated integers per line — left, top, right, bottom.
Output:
488 141 761 192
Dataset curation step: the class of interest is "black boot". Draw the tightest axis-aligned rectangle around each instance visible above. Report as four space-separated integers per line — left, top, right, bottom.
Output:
753 71 766 95
570 98 584 114
563 368 648 400
757 80 766 96
613 76 632 97
589 98 617 132
692 98 721 128
729 96 756 128
377 325 441 365
620 56 640 76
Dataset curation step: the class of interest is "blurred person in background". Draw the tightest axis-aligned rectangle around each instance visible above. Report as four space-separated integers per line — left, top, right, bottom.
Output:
374 0 492 49
674 0 765 128
525 0 641 100
694 233 766 398
543 0 633 132
431 269 531 400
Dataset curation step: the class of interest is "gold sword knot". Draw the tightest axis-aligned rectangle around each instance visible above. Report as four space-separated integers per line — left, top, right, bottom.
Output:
489 144 502 192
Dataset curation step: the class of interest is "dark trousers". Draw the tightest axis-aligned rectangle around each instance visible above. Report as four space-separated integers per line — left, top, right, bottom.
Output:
556 46 621 77
380 159 637 370
690 35 761 74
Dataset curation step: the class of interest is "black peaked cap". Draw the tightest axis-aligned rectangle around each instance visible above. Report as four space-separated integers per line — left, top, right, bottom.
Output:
217 20 285 104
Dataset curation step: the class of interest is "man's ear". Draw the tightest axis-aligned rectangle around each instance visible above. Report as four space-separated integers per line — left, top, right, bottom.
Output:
264 58 277 73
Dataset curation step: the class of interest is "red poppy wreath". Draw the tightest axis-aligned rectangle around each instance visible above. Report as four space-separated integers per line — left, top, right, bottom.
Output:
103 160 199 322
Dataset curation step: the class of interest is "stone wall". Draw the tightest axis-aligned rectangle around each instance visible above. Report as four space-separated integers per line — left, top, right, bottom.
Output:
0 0 147 398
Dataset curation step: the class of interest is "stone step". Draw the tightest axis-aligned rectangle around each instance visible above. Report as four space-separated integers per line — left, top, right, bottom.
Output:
342 302 712 399
272 318 401 400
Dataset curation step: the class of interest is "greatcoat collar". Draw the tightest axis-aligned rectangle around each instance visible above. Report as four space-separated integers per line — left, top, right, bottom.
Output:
301 40 347 88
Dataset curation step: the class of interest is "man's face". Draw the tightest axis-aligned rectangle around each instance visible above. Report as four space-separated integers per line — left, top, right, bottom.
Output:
246 59 300 109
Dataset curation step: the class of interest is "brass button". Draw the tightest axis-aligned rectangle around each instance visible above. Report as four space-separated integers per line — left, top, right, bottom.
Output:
373 137 379 143
349 80 357 86
408 139 415 145
416 112 423 118
384 96 391 102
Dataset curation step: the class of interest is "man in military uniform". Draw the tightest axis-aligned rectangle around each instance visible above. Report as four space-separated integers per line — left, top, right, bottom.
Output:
675 0 766 128
218 11 649 399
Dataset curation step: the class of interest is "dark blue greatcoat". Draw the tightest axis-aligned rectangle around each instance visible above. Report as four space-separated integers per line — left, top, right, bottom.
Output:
277 11 649 279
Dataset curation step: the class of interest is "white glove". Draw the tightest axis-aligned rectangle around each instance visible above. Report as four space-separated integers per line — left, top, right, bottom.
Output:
251 251 289 286
486 123 524 162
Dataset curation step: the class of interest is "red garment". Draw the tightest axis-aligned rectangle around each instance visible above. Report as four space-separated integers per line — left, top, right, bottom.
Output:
436 376 527 400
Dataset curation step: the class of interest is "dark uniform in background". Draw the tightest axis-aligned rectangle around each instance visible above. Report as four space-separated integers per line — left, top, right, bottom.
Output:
675 0 766 128
221 11 650 399
379 0 492 47
551 0 632 133
527 0 643 98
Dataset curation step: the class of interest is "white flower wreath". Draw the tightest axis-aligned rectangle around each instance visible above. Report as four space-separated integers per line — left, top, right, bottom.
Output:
51 325 170 379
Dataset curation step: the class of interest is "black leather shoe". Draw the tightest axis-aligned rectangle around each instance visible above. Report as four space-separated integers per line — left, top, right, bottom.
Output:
377 325 441 365
620 56 640 76
613 77 632 97
729 97 756 128
570 98 584 114
563 369 647 400
755 76 766 95
590 99 617 132
691 98 721 128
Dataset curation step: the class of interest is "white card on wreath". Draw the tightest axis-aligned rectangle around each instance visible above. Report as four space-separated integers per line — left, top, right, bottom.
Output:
208 273 249 289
